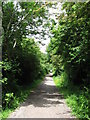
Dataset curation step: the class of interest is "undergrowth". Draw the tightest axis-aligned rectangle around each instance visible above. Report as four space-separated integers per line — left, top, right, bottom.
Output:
0 77 44 119
53 73 90 120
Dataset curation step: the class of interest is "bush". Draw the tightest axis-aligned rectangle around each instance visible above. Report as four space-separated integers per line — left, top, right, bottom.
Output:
54 75 90 119
54 72 69 88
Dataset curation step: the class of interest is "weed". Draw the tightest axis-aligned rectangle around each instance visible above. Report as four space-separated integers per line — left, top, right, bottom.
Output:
54 74 90 119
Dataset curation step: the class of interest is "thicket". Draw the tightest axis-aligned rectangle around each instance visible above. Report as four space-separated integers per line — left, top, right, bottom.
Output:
54 75 90 119
1 2 49 111
47 2 90 85
47 2 90 119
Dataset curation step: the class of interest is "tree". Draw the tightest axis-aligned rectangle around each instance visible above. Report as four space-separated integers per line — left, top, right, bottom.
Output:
47 1 90 85
2 1 50 109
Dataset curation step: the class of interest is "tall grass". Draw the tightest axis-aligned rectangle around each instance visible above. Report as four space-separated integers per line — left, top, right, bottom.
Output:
1 77 44 119
53 73 90 119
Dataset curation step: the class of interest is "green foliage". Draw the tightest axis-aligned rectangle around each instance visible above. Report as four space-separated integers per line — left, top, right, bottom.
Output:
47 2 90 85
18 38 44 84
2 1 90 119
1 78 43 119
2 37 46 109
50 3 90 118
53 72 68 87
2 1 48 113
54 75 90 119
0 108 13 119
5 93 14 106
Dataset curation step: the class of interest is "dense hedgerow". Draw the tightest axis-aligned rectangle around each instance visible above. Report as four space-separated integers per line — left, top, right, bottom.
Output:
2 2 48 110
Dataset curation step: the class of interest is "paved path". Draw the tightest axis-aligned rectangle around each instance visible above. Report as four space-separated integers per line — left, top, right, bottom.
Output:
9 74 75 118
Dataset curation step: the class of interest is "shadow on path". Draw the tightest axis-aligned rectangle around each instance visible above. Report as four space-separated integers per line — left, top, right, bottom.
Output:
9 74 75 118
20 75 64 108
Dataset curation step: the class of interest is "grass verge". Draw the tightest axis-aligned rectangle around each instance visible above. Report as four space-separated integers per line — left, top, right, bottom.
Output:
0 76 44 119
53 75 90 120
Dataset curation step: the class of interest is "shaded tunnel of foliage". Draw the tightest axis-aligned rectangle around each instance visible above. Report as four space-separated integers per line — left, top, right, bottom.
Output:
0 1 90 119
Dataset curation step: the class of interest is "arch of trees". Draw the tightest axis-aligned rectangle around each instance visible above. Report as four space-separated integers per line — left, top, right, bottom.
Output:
1 1 90 119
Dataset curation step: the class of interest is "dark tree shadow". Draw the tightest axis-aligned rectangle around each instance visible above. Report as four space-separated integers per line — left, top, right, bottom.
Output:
19 76 64 108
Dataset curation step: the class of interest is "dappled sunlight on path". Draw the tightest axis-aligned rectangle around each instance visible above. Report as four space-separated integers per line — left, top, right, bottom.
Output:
8 74 75 118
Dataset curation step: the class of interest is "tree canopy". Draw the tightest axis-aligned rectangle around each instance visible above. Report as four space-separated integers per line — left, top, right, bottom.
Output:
2 1 50 109
1 1 90 119
47 1 90 85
